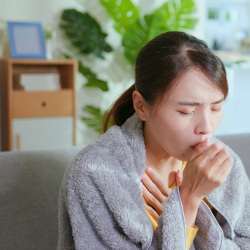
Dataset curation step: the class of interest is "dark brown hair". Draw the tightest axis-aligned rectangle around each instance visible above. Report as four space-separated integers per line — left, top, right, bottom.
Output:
102 31 228 133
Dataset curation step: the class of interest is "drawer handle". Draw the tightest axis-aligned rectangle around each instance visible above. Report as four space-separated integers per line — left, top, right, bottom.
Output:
42 102 46 107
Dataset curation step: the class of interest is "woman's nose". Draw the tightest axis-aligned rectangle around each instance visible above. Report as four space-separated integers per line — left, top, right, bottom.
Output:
194 116 212 135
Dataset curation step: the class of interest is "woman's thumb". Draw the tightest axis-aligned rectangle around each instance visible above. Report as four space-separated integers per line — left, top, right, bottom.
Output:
189 138 209 162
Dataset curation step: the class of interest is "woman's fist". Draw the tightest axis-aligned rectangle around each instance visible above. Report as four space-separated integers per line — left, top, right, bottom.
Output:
180 138 233 205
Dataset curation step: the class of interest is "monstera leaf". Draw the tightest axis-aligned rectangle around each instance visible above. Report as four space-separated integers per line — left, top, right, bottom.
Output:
101 0 198 65
60 9 113 59
123 0 198 65
81 105 113 133
146 0 198 38
78 61 109 91
61 52 109 91
81 105 103 133
122 17 169 65
100 0 139 34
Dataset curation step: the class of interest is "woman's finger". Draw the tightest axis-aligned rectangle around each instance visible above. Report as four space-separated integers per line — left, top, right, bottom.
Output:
145 203 159 222
141 182 164 215
176 170 183 186
145 167 170 197
216 157 233 184
141 172 167 203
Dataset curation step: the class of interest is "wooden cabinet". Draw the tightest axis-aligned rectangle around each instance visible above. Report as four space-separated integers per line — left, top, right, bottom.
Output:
12 117 74 151
0 59 77 151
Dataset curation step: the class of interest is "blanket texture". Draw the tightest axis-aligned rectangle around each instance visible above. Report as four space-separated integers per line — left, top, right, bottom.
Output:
57 112 250 250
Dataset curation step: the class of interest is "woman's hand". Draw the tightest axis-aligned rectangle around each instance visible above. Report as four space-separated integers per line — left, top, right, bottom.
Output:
179 138 233 227
141 167 183 221
180 138 233 204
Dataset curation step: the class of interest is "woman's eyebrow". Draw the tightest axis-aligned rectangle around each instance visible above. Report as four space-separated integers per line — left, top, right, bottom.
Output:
175 98 224 106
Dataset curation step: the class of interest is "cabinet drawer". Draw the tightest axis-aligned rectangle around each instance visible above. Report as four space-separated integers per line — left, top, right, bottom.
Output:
13 90 73 118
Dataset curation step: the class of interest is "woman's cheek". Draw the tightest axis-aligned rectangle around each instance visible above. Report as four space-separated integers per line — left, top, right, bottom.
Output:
174 114 193 130
212 110 223 131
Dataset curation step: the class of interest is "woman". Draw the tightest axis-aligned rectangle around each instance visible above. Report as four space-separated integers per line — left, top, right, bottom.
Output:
57 32 250 250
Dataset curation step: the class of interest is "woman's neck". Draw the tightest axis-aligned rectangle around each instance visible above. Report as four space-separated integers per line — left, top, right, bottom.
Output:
145 149 182 177
143 122 183 187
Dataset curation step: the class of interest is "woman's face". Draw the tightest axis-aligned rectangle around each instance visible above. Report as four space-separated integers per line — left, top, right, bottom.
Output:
144 69 224 161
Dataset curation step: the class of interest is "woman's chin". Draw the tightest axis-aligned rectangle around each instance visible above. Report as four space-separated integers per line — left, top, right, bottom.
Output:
176 150 193 162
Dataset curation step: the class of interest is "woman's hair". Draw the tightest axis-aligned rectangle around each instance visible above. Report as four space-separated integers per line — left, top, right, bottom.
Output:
102 31 228 133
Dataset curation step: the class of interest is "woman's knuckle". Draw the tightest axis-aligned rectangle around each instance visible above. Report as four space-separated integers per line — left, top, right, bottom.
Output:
210 176 217 183
203 170 210 179
162 189 168 197
148 206 153 214
152 186 158 195
228 157 233 165
215 179 222 186
195 159 202 168
149 195 155 204
225 149 230 156
221 149 229 157
159 207 163 215
200 159 207 167
213 143 222 151
157 180 162 188
213 156 221 165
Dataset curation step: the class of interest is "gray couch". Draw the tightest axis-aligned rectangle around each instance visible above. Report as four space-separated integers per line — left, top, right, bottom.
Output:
0 134 249 250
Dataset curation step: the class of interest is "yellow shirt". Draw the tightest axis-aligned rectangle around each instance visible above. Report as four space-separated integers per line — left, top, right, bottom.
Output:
143 162 213 250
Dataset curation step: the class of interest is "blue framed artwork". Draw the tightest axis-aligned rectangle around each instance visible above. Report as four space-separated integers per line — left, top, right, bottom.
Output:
7 22 46 59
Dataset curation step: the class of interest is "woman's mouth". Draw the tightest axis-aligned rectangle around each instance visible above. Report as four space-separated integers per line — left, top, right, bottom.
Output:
190 139 209 151
190 143 202 151
191 145 197 151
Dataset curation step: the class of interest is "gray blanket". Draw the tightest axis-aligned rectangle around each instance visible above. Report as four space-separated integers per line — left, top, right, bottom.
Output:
57 112 250 249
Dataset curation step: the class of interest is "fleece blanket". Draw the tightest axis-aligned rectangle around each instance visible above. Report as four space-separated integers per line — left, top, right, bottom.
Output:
57 112 250 250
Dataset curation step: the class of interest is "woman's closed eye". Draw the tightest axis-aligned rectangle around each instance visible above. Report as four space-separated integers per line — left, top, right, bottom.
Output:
178 111 194 116
178 108 221 116
211 108 221 112
211 104 222 113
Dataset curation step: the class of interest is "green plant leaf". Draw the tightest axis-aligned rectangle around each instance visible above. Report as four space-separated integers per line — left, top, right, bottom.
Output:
61 52 109 91
235 60 246 64
81 105 114 134
82 105 103 133
78 61 109 91
122 17 171 65
59 52 109 91
122 19 150 65
121 0 198 65
100 0 139 34
148 0 198 35
60 9 113 59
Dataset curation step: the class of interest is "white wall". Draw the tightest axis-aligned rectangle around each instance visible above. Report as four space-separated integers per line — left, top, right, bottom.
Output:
204 0 250 50
0 0 206 147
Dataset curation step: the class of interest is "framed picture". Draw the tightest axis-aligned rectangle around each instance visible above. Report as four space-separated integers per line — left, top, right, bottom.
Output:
7 22 46 59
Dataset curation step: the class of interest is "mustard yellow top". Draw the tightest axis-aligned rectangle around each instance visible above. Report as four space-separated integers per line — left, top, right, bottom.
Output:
143 162 213 250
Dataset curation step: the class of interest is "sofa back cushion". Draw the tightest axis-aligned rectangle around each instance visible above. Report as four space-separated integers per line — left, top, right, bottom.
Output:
217 133 250 178
0 146 83 250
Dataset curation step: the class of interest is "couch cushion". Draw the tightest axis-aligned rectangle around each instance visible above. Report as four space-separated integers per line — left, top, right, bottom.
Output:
0 146 83 250
216 133 250 179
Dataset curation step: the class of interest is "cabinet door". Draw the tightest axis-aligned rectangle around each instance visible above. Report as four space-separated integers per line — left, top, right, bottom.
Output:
12 117 74 151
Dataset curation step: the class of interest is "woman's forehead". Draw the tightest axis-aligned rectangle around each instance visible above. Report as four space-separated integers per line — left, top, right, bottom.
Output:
167 70 224 103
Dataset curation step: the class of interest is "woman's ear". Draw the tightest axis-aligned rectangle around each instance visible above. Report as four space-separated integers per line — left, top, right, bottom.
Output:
132 91 149 121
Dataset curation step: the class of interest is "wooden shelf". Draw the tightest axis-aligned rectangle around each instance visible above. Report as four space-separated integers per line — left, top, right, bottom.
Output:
0 58 77 151
0 58 75 64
